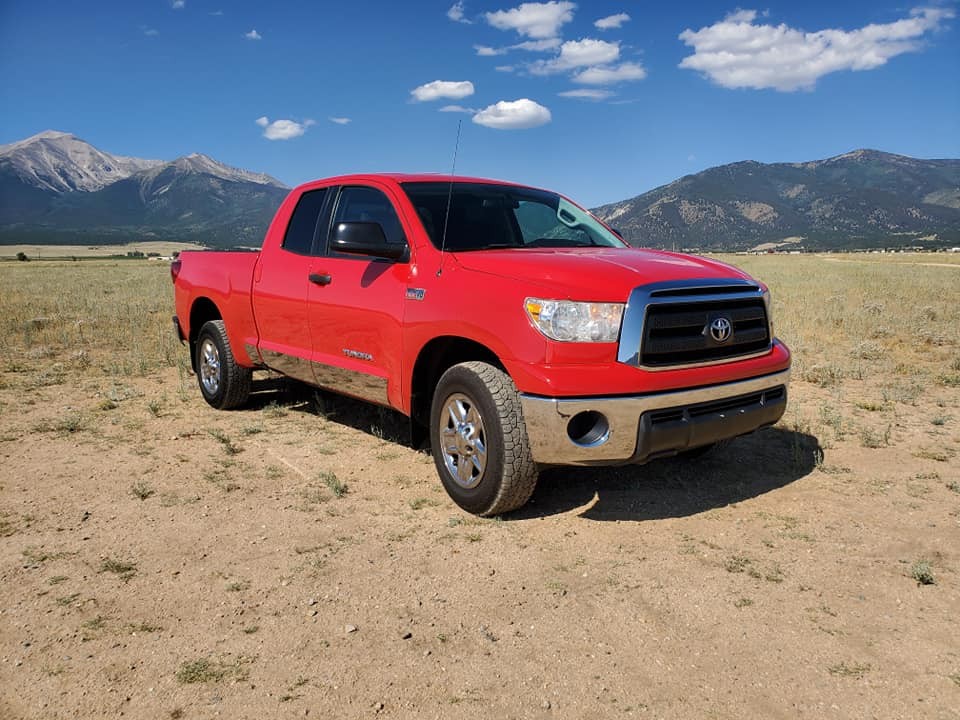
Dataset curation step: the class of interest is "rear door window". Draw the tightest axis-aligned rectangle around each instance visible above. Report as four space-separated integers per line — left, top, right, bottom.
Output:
282 188 328 255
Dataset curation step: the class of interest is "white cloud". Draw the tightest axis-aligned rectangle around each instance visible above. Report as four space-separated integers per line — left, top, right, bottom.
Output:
448 1 471 23
473 38 560 57
172 0 185 8
530 38 620 74
256 117 315 140
485 1 575 39
495 65 515 72
513 38 562 51
410 80 475 102
472 98 551 129
558 88 614 100
244 29 261 40
328 117 351 125
572 61 647 84
724 8 760 23
476 37 561 56
143 27 159 36
210 10 224 16
595 12 630 30
679 6 955 91
439 105 478 113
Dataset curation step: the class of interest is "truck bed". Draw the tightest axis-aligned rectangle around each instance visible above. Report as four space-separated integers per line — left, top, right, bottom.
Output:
173 250 262 368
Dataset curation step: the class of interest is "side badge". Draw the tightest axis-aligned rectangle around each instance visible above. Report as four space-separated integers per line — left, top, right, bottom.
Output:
406 288 426 301
343 349 374 362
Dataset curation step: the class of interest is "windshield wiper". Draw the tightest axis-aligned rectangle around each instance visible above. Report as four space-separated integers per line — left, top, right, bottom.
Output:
456 243 521 251
527 237 594 248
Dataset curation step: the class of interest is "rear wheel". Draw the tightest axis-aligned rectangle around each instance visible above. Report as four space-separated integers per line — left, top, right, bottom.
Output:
195 320 251 410
430 361 538 516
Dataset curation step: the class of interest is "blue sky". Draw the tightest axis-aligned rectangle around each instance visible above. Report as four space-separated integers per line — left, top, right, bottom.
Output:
1 0 958 206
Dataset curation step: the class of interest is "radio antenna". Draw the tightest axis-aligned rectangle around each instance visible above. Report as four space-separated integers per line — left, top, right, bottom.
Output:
437 119 462 277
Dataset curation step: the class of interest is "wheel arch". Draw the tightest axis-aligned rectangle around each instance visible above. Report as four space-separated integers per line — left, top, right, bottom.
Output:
428 359 538 516
409 336 505 429
188 297 223 371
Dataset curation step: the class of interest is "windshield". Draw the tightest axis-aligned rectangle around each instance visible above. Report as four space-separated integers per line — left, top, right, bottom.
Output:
402 182 626 251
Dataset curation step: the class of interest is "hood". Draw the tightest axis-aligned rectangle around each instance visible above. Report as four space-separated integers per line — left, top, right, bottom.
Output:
452 247 753 300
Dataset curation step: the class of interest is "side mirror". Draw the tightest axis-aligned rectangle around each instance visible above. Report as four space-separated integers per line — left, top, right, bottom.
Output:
331 222 408 261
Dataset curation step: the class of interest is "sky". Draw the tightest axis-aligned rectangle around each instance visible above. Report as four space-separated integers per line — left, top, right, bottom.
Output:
1 0 958 206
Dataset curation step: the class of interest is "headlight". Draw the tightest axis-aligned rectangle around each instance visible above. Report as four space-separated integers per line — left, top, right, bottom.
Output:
762 287 774 338
525 298 624 343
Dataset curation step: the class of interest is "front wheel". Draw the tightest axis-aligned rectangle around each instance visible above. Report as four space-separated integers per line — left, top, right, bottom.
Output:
195 320 251 410
430 361 538 516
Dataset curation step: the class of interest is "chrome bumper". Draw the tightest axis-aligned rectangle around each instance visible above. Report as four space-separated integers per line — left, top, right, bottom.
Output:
519 369 790 466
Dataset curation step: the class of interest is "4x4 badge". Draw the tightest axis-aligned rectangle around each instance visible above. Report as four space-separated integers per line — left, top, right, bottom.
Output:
709 317 732 343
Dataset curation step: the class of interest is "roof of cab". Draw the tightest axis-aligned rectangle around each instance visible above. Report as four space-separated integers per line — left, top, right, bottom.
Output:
292 173 529 191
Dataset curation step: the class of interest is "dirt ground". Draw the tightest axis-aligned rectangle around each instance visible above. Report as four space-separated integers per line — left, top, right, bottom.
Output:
1 256 959 719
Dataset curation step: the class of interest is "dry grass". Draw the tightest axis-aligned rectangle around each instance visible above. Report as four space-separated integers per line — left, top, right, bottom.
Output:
718 254 960 386
3 253 958 501
0 259 184 377
0 241 202 259
2 254 958 495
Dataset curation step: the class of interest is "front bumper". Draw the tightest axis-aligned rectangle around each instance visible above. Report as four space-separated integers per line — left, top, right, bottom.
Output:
520 369 789 466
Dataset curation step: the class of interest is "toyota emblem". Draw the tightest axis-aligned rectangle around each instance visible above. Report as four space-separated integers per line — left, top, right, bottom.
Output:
709 317 732 343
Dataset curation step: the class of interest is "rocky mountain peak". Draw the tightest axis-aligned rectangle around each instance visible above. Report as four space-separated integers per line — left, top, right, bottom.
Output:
163 153 283 187
0 130 163 193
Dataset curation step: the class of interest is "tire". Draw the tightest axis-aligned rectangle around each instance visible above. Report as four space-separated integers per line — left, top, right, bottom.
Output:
195 320 251 410
430 361 538 516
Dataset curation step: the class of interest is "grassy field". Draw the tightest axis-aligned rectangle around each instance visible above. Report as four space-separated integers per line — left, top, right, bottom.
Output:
1 254 958 719
729 253 960 397
0 259 184 377
0 241 203 260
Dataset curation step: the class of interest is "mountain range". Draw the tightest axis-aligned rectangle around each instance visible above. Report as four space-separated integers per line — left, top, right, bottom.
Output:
1 131 958 250
0 131 288 247
593 150 960 251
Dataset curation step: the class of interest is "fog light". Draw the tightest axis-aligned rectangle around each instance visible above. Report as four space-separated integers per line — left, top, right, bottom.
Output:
566 411 610 447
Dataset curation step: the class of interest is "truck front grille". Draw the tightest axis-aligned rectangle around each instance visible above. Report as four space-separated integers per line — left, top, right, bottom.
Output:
618 279 773 370
642 298 769 367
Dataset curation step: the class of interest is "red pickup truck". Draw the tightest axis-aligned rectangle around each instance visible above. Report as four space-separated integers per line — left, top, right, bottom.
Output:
172 174 790 515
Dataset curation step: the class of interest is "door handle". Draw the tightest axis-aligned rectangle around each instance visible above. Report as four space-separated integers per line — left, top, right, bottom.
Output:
309 273 332 286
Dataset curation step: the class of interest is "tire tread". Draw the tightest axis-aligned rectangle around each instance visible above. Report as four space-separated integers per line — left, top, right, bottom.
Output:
457 361 538 516
198 320 251 410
